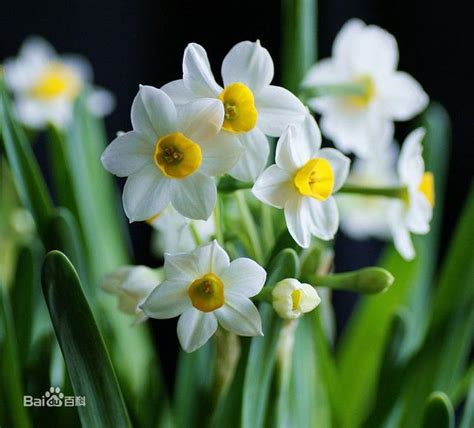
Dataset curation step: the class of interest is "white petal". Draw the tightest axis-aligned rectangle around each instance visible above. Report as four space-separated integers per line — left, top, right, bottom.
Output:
101 131 153 177
378 72 429 120
389 206 415 261
306 196 339 241
215 293 263 336
183 43 221 98
221 40 274 94
177 98 224 141
221 258 266 297
177 309 218 353
302 59 344 87
131 85 177 140
229 128 269 182
123 165 173 222
161 79 197 105
317 148 351 192
200 132 242 177
284 195 312 248
164 252 201 282
255 86 306 137
398 127 426 186
406 190 432 234
299 283 321 313
171 173 216 220
62 54 93 82
349 25 399 76
87 88 116 117
333 19 366 66
193 240 230 277
141 279 190 319
276 116 321 171
252 165 294 208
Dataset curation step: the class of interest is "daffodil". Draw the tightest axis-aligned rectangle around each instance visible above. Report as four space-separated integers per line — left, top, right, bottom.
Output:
302 19 429 157
101 265 162 323
3 36 114 129
338 143 399 240
101 85 242 221
389 128 434 260
147 205 215 255
252 115 350 248
272 279 321 320
161 41 306 181
141 241 266 353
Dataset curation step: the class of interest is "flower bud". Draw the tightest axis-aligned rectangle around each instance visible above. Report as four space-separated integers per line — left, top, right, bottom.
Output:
272 278 321 320
101 266 161 323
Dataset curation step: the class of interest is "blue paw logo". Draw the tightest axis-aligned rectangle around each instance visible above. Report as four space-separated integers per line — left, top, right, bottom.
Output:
45 387 64 407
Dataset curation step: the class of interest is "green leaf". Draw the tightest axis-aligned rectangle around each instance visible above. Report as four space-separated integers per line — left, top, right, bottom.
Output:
241 249 299 428
460 372 474 428
335 103 451 428
41 251 131 428
0 79 54 238
422 392 454 428
0 284 32 428
281 0 317 92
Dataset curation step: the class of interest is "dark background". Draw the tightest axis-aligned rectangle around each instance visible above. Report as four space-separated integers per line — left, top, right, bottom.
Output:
2 0 473 376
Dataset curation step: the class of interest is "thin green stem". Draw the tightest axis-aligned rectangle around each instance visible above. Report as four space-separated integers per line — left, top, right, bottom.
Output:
214 194 224 246
189 222 202 247
261 204 275 254
235 191 264 264
339 184 407 199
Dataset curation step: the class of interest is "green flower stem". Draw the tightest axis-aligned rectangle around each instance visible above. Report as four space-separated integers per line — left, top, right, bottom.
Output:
253 286 274 303
339 184 407 199
235 191 264 264
189 222 202 247
217 176 253 193
214 194 224 246
299 82 368 100
261 204 275 254
302 267 395 295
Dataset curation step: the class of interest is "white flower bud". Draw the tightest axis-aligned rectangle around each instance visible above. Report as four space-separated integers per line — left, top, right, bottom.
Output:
101 266 161 323
272 278 321 320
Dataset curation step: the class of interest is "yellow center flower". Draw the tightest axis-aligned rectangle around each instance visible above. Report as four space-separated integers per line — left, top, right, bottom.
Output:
294 158 334 201
154 132 202 179
291 289 302 311
218 82 258 133
188 273 224 312
418 171 435 207
347 75 376 108
29 62 81 100
145 213 160 225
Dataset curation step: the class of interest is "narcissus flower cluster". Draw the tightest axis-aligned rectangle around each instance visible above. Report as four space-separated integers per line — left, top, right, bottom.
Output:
97 28 434 352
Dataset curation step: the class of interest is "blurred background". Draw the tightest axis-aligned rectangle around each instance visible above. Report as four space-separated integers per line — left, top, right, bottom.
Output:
1 0 472 382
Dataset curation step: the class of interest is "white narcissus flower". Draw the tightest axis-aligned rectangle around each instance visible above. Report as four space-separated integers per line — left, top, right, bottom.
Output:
101 266 162 323
161 41 306 181
389 128 434 260
252 115 351 248
302 19 429 158
272 279 321 320
3 36 114 129
101 85 242 221
337 142 399 240
147 205 215 255
141 241 266 353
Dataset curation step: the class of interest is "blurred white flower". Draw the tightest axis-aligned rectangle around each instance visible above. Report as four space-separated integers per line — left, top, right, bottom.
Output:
142 241 266 353
272 278 321 320
162 41 306 181
302 19 429 157
101 265 162 323
338 142 399 240
389 128 434 260
253 115 350 248
101 85 242 222
147 205 215 255
3 36 114 129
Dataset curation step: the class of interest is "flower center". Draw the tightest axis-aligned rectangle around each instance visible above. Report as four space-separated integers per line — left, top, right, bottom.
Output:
28 62 81 100
188 273 224 312
347 75 376 108
294 158 334 201
291 289 302 311
218 82 258 133
154 132 202 179
418 171 435 207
